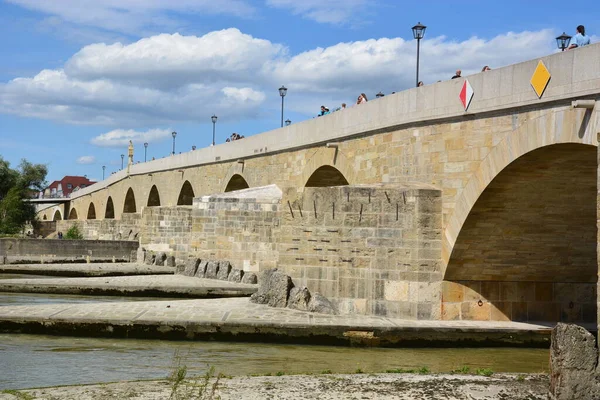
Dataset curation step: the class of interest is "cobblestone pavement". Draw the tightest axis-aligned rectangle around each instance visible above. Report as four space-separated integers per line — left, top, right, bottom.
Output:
0 275 257 297
0 263 174 277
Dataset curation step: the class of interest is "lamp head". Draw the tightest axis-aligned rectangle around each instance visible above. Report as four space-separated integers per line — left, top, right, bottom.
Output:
412 22 426 40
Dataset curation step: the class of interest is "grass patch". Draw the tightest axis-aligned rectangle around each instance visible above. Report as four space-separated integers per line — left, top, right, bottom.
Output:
167 351 223 400
320 369 332 375
1 390 35 400
475 368 494 377
451 366 471 374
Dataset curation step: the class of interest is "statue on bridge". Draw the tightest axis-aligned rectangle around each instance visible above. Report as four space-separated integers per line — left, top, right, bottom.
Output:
128 140 134 166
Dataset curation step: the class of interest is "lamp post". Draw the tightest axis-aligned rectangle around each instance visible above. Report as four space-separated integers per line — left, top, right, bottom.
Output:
171 131 177 155
285 119 291 126
102 165 105 180
376 91 385 98
278 85 287 127
120 154 124 169
192 145 196 150
412 22 427 88
556 32 572 51
144 142 148 162
211 115 218 146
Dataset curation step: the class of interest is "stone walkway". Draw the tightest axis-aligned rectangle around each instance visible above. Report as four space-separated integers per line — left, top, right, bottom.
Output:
0 297 582 346
0 275 257 298
0 263 174 277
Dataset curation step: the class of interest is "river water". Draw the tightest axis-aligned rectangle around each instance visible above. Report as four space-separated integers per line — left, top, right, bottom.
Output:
0 274 550 390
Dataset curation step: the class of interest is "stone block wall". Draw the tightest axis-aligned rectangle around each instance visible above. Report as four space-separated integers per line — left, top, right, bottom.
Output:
190 192 280 272
442 281 596 323
0 238 138 263
139 207 193 260
56 213 142 241
277 185 443 319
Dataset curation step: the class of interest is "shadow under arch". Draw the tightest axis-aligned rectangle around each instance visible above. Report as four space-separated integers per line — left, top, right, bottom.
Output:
147 185 161 207
87 203 96 220
177 181 195 205
68 208 78 220
444 143 597 324
225 174 250 192
305 165 349 187
105 197 115 219
123 188 137 213
52 210 62 221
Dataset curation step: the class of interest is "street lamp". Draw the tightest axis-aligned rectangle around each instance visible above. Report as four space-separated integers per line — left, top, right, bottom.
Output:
279 85 287 128
285 119 291 126
102 165 105 180
556 32 572 51
192 145 196 150
144 142 148 162
211 115 218 146
412 22 427 88
171 131 177 155
120 154 124 169
376 91 385 98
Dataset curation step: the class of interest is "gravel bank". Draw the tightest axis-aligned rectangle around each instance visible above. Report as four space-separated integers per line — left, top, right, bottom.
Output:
0 373 548 399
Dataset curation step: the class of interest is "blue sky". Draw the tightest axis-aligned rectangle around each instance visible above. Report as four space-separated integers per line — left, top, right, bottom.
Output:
0 0 597 183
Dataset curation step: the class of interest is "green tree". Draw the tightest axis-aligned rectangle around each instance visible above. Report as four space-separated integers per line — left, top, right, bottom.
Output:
0 157 47 234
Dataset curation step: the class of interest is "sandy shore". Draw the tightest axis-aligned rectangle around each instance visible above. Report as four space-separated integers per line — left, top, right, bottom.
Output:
0 373 548 399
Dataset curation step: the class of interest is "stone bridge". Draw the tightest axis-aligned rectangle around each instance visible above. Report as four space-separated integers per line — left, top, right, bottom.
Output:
38 44 600 325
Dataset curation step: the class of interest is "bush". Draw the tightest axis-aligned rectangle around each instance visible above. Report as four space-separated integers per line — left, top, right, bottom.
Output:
65 224 83 240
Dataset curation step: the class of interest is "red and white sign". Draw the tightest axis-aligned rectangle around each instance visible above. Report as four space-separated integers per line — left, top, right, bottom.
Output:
459 79 474 111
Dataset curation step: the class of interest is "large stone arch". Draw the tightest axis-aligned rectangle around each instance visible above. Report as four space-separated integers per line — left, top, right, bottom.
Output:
301 147 355 187
68 208 78 220
52 209 62 221
441 105 598 323
305 165 350 187
147 185 161 207
177 181 195 205
105 196 115 219
224 174 250 192
123 188 137 213
442 106 597 272
87 203 96 220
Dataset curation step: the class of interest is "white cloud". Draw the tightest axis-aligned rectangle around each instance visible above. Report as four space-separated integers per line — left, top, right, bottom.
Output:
76 155 96 164
91 128 173 148
7 0 256 36
266 0 368 25
0 28 558 126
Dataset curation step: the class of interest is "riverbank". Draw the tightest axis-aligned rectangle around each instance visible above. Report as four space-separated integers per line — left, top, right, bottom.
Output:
0 263 174 277
0 373 549 399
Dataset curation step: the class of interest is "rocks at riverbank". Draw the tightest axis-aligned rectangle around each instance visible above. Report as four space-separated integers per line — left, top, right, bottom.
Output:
175 257 258 285
0 373 549 400
251 268 337 314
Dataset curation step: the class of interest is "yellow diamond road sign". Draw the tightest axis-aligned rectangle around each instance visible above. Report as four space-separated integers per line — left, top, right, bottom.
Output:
530 60 551 98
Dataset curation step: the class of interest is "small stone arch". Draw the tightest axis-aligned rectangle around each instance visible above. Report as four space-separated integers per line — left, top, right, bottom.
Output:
43 215 47 220
301 147 355 187
147 185 161 207
305 165 349 187
105 197 115 219
123 188 137 213
225 174 250 192
177 181 195 205
68 208 78 220
87 203 96 220
52 210 62 221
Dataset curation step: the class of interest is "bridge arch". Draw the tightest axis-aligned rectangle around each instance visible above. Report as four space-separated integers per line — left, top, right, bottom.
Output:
105 196 115 219
52 210 62 221
87 203 96 220
147 185 161 207
68 208 78 220
301 147 355 187
224 174 250 192
443 107 597 271
123 188 137 213
177 181 195 205
305 165 349 187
